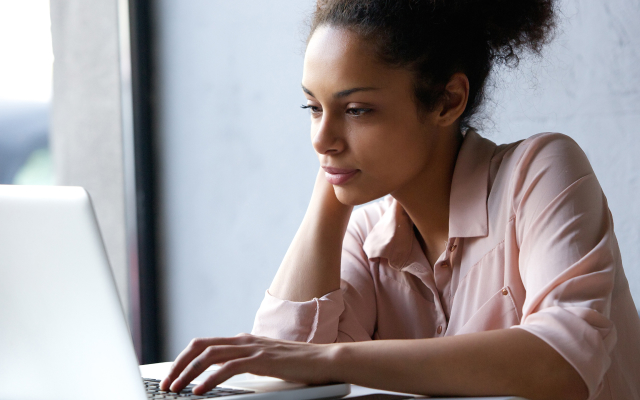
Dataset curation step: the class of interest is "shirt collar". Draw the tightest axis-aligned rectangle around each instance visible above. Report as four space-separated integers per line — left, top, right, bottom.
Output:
448 129 497 238
362 129 497 269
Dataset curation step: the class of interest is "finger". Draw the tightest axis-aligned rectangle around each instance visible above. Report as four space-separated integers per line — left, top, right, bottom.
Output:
160 338 209 391
171 345 255 393
160 337 241 391
234 332 257 343
192 357 257 395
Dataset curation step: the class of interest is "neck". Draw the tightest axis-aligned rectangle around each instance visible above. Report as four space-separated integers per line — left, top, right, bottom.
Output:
392 127 463 266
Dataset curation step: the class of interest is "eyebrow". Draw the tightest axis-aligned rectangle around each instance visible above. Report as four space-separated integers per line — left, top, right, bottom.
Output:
301 84 380 99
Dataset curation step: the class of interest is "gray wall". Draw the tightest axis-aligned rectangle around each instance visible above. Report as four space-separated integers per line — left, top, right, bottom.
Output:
50 0 130 317
154 0 318 359
154 0 640 360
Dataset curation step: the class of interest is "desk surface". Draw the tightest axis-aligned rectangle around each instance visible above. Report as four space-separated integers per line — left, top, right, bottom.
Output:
140 363 525 400
346 384 523 399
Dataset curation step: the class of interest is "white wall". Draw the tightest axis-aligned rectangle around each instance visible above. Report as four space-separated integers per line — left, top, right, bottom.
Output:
154 0 640 359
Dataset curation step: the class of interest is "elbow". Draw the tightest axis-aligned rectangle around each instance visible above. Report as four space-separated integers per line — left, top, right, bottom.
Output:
547 352 589 400
515 330 590 400
516 344 589 400
557 376 589 400
530 363 589 400
516 370 588 400
517 372 588 400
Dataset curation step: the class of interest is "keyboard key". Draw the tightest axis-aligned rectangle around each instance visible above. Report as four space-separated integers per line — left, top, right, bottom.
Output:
143 381 254 400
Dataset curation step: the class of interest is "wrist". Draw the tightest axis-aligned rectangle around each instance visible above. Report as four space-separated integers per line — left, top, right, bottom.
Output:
310 168 353 216
322 343 350 383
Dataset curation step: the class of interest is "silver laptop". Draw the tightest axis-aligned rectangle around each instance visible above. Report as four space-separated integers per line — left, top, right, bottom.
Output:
0 185 350 400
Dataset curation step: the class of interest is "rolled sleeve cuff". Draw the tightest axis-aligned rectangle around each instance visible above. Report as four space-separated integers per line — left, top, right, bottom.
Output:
512 306 616 400
251 289 345 343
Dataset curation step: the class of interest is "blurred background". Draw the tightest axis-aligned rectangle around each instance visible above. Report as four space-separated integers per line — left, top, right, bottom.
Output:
0 1 53 186
1 0 638 364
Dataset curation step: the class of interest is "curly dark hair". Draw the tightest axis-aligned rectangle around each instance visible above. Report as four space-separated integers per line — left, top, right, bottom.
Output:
309 0 557 129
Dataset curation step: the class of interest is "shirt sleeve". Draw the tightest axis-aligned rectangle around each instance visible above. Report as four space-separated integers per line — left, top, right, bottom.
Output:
510 133 618 400
251 207 378 344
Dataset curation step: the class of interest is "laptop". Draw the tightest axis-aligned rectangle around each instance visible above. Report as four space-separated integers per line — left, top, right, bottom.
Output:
0 185 350 400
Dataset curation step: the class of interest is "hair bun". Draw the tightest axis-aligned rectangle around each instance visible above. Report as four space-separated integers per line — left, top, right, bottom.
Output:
462 0 557 65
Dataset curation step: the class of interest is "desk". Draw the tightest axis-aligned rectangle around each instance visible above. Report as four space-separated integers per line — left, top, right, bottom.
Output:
140 363 525 400
346 384 523 399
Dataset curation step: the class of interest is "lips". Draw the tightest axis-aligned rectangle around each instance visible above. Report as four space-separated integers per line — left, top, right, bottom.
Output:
322 166 359 185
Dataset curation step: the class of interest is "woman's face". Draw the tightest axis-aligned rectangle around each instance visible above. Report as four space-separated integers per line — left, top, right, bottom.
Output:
302 26 448 206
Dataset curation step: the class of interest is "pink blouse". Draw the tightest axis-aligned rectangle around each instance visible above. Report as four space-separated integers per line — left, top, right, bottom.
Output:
252 130 640 400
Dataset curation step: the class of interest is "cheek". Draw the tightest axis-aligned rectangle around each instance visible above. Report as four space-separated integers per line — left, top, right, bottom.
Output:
357 127 432 183
335 129 432 205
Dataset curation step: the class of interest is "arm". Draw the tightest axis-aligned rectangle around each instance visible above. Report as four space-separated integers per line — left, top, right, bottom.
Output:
332 328 587 400
251 167 378 344
269 168 353 301
160 328 586 400
251 197 380 343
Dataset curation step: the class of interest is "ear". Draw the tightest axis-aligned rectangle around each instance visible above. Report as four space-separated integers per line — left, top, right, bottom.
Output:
435 73 469 127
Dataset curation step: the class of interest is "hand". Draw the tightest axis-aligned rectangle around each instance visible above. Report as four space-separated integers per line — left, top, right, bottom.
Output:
159 333 337 395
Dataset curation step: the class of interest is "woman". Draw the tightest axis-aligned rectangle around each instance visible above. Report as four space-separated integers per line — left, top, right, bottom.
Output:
161 1 640 399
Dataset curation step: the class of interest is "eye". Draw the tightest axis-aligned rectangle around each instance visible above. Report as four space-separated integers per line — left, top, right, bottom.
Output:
346 107 372 117
300 104 322 115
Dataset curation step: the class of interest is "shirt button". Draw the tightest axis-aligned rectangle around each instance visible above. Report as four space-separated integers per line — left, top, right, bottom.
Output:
441 262 449 268
502 288 509 296
449 244 457 252
437 325 442 334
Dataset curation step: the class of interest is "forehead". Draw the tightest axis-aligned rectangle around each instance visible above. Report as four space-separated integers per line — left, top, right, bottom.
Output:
302 26 410 94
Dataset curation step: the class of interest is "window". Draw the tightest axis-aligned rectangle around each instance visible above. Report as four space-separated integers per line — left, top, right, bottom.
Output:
0 1 54 185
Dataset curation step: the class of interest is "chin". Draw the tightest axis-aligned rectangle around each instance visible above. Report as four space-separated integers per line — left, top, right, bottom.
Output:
333 186 386 207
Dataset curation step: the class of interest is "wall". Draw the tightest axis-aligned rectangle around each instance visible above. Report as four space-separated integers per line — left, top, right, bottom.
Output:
154 0 640 359
154 0 317 358
49 0 130 317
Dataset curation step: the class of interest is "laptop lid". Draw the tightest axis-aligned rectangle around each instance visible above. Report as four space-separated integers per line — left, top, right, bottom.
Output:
0 185 147 400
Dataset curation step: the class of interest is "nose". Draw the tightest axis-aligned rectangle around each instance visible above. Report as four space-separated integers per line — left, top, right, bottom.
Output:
311 113 345 156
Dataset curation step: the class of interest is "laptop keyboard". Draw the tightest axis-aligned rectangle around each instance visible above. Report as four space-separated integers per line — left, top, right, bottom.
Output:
144 378 255 399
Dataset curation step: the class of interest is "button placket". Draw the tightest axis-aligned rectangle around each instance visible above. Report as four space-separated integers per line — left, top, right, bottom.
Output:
435 237 460 321
435 316 447 336
447 237 461 306
447 237 459 254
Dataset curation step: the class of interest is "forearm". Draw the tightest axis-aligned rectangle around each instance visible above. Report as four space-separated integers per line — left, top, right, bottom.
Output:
269 169 353 302
329 328 588 400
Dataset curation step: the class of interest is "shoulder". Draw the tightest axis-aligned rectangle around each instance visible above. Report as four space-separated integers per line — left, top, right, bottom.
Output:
492 132 599 218
494 132 595 190
499 132 592 173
